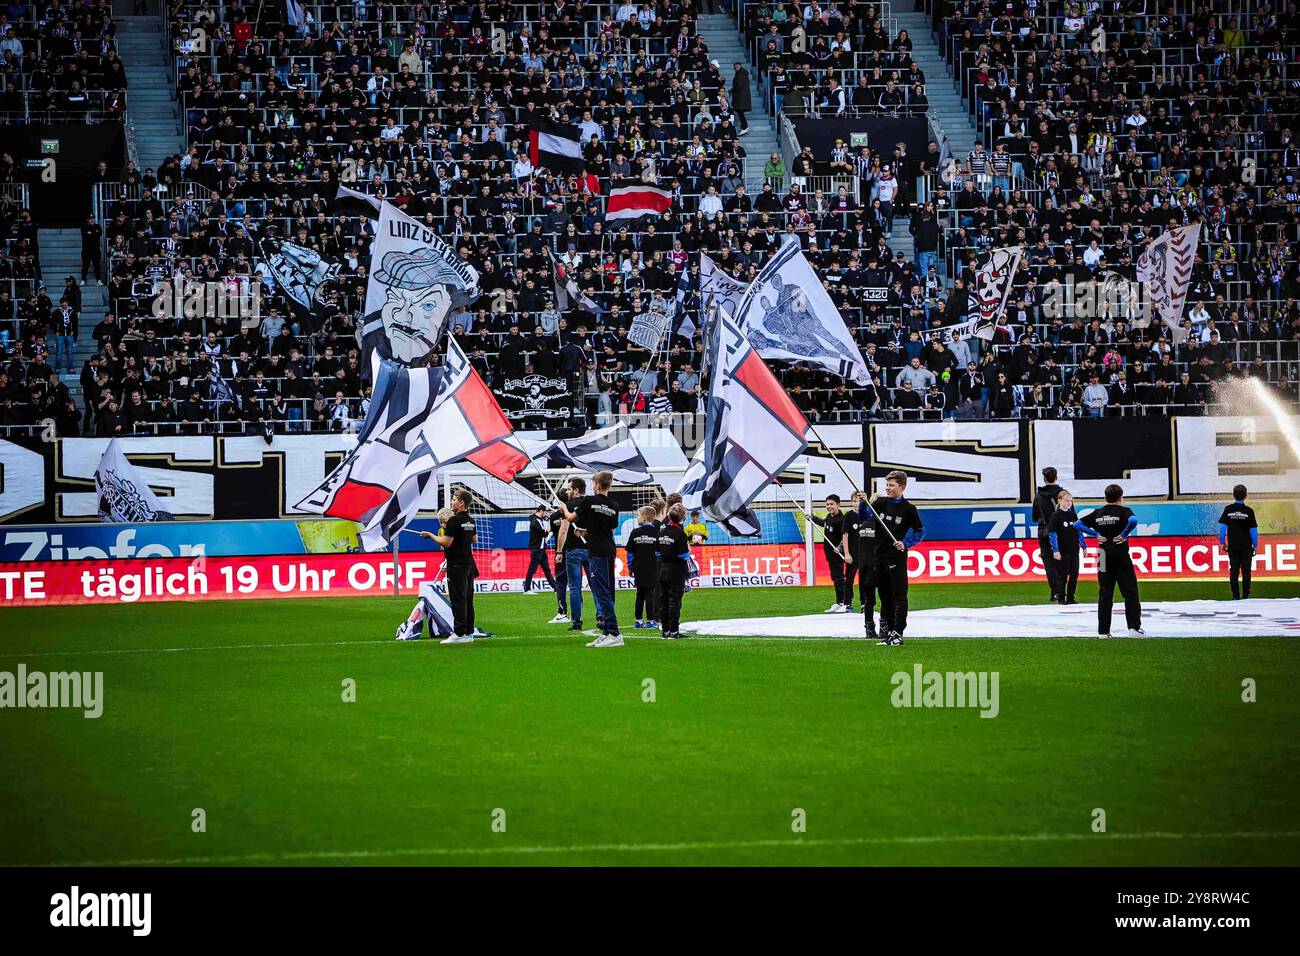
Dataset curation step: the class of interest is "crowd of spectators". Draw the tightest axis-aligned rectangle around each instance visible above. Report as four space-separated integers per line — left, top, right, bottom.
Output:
0 0 1297 436
0 1 126 122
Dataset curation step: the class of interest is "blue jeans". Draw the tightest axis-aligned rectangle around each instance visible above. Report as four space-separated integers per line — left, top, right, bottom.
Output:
916 250 936 277
55 334 74 372
588 554 619 635
566 548 590 625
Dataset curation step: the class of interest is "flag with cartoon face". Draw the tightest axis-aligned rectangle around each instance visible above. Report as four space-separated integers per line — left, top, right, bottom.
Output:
359 202 480 371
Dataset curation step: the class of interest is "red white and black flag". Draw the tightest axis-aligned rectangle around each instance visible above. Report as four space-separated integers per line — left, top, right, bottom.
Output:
605 180 674 222
526 113 586 175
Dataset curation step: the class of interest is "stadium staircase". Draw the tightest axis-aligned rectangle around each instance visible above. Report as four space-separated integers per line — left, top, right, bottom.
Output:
116 15 184 174
894 10 979 176
37 228 108 400
696 13 781 195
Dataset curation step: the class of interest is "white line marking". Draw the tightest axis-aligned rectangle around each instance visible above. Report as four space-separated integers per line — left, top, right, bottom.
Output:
19 831 1300 867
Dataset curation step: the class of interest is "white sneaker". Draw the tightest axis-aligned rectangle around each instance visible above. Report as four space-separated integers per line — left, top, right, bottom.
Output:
825 603 843 613
1098 633 1112 639
1127 628 1148 638
440 634 474 644
395 620 421 641
589 634 625 648
548 613 570 624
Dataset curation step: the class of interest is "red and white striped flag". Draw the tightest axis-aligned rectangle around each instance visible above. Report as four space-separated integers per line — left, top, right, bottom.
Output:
605 180 673 222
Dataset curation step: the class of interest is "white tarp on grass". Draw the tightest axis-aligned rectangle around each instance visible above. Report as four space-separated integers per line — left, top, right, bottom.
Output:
683 599 1300 640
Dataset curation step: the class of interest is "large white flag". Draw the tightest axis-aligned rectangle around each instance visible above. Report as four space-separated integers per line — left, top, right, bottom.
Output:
712 243 873 385
1137 223 1199 337
967 245 1023 340
359 202 480 368
676 307 810 535
95 439 174 522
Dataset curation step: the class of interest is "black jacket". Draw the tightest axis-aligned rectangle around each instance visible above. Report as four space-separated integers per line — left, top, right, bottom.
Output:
1031 483 1063 537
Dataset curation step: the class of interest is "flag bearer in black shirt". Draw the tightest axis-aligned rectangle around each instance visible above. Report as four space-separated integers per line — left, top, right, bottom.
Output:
626 505 661 629
657 503 693 640
566 470 621 647
1075 483 1144 638
422 490 482 643
1218 484 1258 600
523 503 557 596
1047 489 1082 605
858 470 925 646
810 494 855 612
846 494 881 639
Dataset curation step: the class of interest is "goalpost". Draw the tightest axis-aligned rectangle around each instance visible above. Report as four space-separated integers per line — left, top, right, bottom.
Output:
432 459 818 591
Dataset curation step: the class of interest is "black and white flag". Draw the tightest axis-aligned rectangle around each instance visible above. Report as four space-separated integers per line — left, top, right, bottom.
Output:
627 309 671 351
359 202 480 368
95 439 174 522
535 423 652 484
729 241 873 385
261 238 340 323
335 182 383 219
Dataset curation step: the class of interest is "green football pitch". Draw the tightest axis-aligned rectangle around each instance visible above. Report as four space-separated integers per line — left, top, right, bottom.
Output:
1 580 1297 867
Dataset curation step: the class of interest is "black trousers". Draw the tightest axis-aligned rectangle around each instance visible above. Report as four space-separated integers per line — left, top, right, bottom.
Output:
858 560 878 630
1229 548 1254 598
1039 535 1062 598
1056 549 1079 601
826 548 852 605
81 248 101 281
554 557 568 613
446 561 477 636
635 578 657 620
659 568 687 633
876 557 909 635
1096 548 1141 634
523 548 555 591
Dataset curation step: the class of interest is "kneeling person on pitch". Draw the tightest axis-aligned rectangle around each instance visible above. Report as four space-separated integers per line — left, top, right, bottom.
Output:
858 470 924 646
657 503 693 639
1075 483 1143 638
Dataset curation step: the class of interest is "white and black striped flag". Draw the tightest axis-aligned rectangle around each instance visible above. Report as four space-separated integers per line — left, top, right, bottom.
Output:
605 180 673 222
536 423 652 484
526 113 586 175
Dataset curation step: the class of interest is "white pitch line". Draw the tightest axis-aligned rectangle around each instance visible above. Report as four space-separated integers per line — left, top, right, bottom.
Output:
19 830 1300 868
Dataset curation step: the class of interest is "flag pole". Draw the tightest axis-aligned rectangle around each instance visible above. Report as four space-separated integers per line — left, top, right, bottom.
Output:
804 422 900 546
769 474 849 563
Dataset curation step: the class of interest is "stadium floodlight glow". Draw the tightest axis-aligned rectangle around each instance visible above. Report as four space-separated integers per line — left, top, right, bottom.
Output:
1249 378 1300 466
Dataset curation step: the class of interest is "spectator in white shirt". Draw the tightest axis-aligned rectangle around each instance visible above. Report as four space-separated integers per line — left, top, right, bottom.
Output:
698 186 724 217
1082 376 1109 416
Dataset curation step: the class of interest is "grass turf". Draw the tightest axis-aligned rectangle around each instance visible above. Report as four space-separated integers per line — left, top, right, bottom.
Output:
0 579 1297 866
